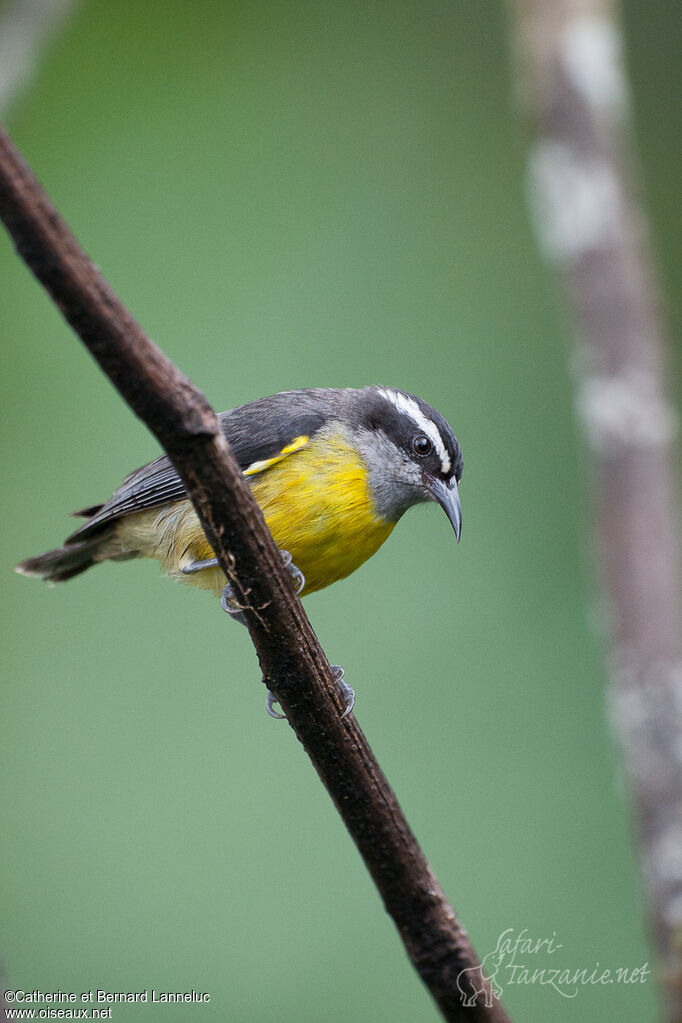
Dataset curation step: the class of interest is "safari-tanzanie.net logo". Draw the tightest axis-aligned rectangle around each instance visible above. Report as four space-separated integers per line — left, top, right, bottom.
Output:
456 928 650 1007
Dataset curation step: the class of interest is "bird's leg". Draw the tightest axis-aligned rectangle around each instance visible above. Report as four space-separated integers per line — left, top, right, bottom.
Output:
181 556 219 574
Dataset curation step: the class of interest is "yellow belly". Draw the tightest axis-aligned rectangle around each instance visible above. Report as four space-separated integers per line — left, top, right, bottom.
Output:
112 432 395 596
251 438 395 593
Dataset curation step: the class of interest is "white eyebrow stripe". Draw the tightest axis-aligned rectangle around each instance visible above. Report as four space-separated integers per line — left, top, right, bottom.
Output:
377 388 451 474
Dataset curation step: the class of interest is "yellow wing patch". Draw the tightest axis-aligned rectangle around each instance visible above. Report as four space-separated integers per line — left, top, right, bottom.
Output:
242 435 310 477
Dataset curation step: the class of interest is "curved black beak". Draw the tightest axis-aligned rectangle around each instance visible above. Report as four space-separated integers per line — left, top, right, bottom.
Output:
425 475 462 542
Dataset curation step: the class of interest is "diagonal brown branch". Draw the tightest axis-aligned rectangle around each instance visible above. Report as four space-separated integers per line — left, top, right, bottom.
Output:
0 124 511 1023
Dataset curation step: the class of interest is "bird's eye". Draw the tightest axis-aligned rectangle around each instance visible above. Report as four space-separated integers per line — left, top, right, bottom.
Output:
412 435 432 456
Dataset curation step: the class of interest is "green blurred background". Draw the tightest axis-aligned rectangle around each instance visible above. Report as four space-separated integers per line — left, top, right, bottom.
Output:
1 1 679 1020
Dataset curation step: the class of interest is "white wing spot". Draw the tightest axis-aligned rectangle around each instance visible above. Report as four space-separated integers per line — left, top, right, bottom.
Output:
377 389 451 475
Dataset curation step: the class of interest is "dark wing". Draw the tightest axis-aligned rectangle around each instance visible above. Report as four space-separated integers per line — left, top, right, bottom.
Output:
67 392 330 541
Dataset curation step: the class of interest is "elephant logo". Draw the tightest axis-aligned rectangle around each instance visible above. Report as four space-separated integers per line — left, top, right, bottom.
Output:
456 949 506 1008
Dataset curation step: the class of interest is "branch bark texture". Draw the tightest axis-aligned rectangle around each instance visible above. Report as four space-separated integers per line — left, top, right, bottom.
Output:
0 125 511 1023
511 2 682 1018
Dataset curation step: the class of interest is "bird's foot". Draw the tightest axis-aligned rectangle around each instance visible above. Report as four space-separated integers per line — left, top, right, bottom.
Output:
180 549 303 627
265 665 354 721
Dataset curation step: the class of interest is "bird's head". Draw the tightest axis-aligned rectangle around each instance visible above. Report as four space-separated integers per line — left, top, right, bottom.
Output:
350 386 463 538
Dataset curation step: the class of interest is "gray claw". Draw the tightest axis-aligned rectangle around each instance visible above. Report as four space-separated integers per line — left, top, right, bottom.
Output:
220 583 247 627
279 549 305 594
332 665 355 719
266 690 286 719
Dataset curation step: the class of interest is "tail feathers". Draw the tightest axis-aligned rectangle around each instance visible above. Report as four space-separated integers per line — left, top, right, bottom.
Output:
15 538 104 583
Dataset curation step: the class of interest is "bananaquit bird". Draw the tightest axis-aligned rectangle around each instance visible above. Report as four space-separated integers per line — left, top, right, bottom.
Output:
16 386 463 715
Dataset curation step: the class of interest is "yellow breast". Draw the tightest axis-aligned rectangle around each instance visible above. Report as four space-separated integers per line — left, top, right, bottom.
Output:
250 431 395 593
114 429 395 596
